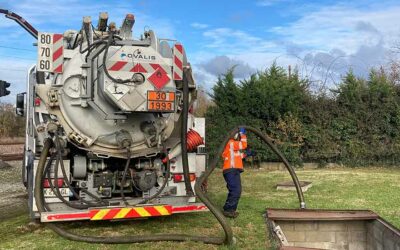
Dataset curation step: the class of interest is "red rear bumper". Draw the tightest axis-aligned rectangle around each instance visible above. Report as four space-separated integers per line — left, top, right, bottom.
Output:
41 204 208 222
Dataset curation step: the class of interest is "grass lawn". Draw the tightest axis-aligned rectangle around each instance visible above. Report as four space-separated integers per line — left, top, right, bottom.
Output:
0 167 399 249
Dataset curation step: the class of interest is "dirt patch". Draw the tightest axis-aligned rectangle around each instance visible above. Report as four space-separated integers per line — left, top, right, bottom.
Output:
0 144 24 155
0 137 25 144
0 160 28 221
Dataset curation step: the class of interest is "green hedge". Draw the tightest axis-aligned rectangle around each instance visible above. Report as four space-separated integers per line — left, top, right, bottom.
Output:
205 65 400 166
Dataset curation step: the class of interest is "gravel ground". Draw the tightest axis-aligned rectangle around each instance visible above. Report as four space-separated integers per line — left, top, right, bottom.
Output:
0 160 28 221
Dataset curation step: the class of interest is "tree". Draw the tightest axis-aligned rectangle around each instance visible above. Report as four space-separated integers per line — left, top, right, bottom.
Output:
206 65 309 163
0 102 25 137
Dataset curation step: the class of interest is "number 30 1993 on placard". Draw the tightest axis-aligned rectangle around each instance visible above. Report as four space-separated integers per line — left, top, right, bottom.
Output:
147 91 175 112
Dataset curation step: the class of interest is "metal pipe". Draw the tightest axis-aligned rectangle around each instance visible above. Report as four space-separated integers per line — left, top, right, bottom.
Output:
97 12 108 32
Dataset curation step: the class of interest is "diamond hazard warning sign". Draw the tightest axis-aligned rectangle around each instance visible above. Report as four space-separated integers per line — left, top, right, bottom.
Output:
148 66 170 89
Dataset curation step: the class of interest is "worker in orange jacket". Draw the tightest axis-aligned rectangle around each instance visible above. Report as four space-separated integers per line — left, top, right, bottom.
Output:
221 127 247 218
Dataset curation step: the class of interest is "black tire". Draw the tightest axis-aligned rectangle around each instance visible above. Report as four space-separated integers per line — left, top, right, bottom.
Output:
27 159 35 219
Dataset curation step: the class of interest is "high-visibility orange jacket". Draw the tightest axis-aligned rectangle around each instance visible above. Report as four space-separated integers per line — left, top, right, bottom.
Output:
222 134 247 171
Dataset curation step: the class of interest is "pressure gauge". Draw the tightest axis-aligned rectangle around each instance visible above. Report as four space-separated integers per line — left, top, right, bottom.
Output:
63 77 81 98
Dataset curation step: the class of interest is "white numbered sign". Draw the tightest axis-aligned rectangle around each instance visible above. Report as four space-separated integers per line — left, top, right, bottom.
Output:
37 32 63 73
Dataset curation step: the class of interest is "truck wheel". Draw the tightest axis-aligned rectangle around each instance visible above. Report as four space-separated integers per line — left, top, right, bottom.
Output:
27 160 35 219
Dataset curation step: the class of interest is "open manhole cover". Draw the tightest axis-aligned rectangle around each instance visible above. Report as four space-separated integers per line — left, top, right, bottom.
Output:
276 181 312 192
265 208 400 250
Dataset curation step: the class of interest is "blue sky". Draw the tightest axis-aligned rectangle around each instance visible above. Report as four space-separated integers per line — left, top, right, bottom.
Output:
1 0 400 102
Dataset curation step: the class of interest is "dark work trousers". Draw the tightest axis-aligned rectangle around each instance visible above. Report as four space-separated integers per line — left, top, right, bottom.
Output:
223 168 242 212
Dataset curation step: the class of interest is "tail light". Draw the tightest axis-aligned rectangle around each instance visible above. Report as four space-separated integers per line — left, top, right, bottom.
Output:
34 97 41 106
43 178 64 188
173 173 196 183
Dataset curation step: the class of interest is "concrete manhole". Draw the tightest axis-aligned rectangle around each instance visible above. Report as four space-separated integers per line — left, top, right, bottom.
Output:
276 181 313 192
266 208 400 250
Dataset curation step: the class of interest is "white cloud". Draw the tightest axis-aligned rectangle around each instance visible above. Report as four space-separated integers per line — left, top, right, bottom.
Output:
2 0 399 94
190 22 209 29
202 28 277 54
194 2 400 88
198 55 256 78
192 65 218 90
270 5 400 54
264 3 400 84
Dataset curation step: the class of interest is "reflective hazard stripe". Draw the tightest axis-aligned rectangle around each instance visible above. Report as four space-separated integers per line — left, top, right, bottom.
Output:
108 61 129 71
41 204 207 222
155 205 171 215
229 142 235 168
135 207 151 217
105 61 172 89
130 63 148 73
107 61 170 74
92 209 110 220
89 205 172 220
173 43 184 80
239 142 243 150
114 208 131 219
52 34 63 73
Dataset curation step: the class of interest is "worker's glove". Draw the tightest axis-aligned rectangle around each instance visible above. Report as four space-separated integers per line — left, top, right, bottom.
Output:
239 127 246 134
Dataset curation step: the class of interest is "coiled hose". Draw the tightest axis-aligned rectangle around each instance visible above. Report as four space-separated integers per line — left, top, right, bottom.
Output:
52 136 107 208
120 149 172 206
35 125 306 245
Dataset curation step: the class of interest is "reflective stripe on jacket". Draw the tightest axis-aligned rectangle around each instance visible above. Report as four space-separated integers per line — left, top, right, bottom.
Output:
222 134 247 171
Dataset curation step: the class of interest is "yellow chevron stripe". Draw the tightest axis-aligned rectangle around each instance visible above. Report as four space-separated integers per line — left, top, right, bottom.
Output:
154 206 171 216
135 207 151 217
114 208 131 219
92 209 110 220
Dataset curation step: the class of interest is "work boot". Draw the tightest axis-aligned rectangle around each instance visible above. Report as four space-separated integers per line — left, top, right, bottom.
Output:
223 210 239 218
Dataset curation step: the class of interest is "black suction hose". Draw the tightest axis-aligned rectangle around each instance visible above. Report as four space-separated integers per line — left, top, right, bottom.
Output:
42 154 56 212
137 157 171 205
195 126 306 209
181 69 194 196
53 136 105 208
35 125 305 245
241 126 306 208
120 150 131 206
102 33 134 84
35 139 225 245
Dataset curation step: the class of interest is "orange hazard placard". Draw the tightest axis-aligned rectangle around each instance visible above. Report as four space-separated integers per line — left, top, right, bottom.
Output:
148 91 175 101
147 91 175 112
